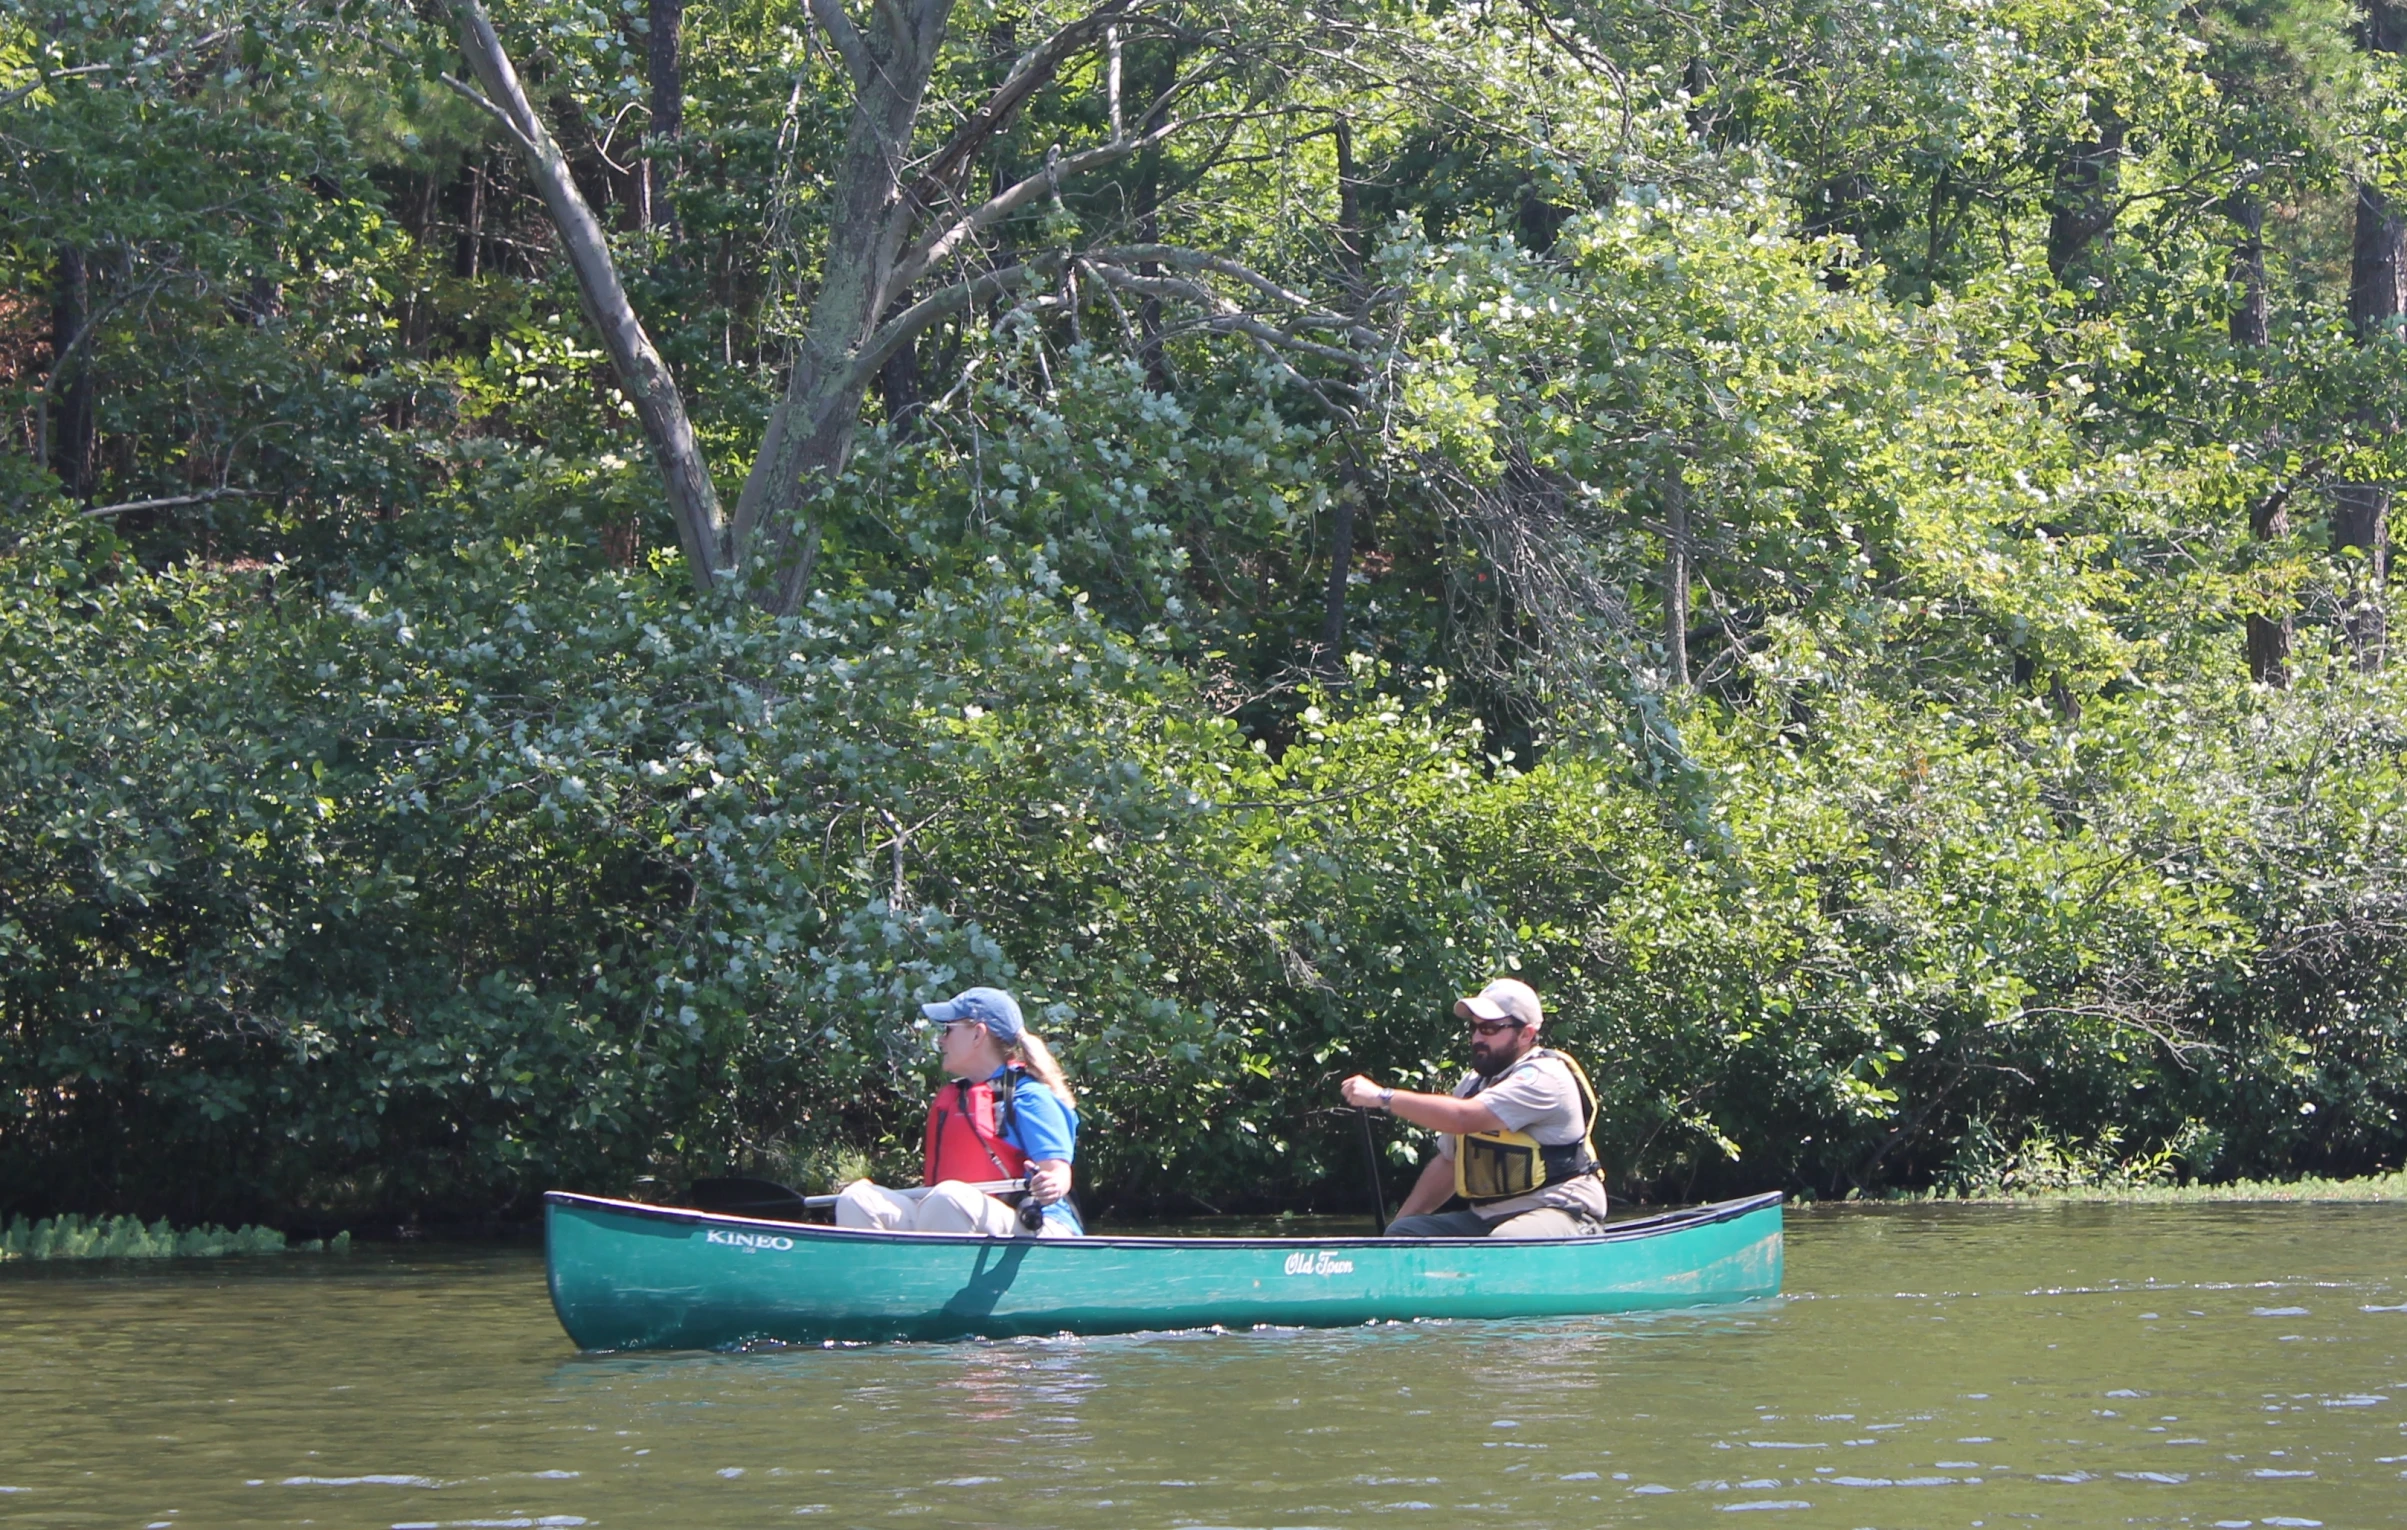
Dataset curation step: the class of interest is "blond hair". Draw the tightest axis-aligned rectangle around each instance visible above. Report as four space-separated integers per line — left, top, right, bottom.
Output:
1006 1029 1077 1110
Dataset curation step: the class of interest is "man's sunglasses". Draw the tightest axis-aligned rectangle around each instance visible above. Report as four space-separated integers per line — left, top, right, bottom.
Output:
1467 1018 1526 1038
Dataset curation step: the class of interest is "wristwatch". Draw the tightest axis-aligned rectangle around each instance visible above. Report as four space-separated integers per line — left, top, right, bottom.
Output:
1377 1087 1396 1111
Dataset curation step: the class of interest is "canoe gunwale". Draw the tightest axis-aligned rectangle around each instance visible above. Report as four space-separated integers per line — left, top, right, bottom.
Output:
542 1188 1783 1250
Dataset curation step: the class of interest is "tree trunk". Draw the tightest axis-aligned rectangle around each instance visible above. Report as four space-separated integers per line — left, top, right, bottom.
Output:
2046 97 2124 300
1135 200 1168 391
2248 485 2295 685
1922 166 1952 285
1316 115 1365 673
2228 191 2290 683
1680 56 1711 140
1333 114 1363 292
2340 2 2407 669
1132 43 1175 393
1515 180 1564 256
1320 477 1358 672
646 0 684 234
2348 181 2403 345
2333 483 2389 670
234 272 284 329
875 306 924 437
2228 191 2268 350
732 0 959 614
459 151 487 279
1663 465 1690 689
49 243 94 500
1106 23 1122 136
1804 172 1870 290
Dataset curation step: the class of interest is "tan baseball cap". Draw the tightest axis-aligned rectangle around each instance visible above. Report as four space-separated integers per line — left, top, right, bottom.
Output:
1453 978 1542 1028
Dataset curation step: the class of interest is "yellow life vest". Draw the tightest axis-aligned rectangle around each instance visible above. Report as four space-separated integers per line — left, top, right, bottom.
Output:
1452 1047 1602 1203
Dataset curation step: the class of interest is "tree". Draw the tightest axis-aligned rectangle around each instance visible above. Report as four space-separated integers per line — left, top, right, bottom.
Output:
435 0 1381 614
4 5 427 531
2188 0 2361 684
2045 95 2125 302
45 243 92 499
2337 0 2407 667
643 0 683 233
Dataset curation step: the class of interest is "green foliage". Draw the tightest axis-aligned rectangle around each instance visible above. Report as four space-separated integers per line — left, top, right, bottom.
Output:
9 0 2407 1221
11 469 2407 1213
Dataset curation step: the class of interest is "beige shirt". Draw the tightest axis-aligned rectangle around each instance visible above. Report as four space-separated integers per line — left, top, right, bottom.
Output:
1437 1048 1611 1222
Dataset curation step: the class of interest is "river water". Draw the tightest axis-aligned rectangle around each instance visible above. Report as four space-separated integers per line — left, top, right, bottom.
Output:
3 1201 2404 1529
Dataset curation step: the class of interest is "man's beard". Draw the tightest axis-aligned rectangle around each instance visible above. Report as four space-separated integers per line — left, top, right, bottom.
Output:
1470 1041 1514 1078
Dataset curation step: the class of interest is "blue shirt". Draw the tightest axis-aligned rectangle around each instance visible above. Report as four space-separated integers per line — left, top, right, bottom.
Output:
993 1067 1082 1234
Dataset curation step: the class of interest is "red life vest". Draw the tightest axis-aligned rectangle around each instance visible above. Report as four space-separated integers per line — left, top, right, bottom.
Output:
922 1070 1032 1187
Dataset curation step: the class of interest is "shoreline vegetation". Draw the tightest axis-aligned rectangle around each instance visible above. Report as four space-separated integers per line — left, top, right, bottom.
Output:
1853 1170 2407 1206
17 1 2407 1223
0 1215 352 1262
9 1178 2402 1263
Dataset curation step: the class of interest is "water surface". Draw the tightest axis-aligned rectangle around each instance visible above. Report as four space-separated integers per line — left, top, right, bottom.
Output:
4 1201 2404 1527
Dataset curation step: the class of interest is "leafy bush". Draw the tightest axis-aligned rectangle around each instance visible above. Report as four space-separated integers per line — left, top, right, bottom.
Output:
9 483 2407 1220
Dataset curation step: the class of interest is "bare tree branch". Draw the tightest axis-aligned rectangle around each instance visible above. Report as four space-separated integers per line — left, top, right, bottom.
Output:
891 118 1184 294
439 73 539 154
848 231 1380 437
361 33 536 152
913 0 1139 196
823 251 1076 425
441 0 727 591
1086 264 1361 366
0 61 113 109
1077 255 1143 348
82 487 260 518
1097 243 1380 346
0 27 238 108
440 0 1410 613
807 0 871 88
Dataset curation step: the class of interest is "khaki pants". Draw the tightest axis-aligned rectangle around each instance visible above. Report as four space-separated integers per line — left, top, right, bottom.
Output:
1383 1206 1604 1239
834 1180 1062 1236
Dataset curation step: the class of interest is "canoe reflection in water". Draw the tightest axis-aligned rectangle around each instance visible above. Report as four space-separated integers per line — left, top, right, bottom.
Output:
542 1189 1783 1350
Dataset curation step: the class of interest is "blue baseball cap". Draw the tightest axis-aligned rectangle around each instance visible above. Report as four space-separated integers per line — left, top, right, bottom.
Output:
922 986 1024 1042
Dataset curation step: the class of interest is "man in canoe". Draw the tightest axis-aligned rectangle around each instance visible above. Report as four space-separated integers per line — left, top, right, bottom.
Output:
1339 978 1609 1238
834 986 1085 1236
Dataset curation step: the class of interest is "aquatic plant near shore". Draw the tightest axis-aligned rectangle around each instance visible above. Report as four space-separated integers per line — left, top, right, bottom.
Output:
1885 1169 2407 1205
0 1215 351 1261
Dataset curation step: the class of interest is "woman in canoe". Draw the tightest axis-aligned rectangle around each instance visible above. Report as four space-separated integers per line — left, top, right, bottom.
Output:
834 986 1084 1237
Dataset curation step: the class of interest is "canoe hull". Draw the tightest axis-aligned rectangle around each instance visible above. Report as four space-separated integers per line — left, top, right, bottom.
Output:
543 1190 1783 1350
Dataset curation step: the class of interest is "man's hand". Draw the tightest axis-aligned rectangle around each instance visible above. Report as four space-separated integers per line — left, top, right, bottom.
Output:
1026 1158 1072 1206
1343 1074 1507 1136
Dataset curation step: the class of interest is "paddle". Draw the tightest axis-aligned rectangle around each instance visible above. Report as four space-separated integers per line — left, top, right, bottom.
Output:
686 1177 816 1220
686 1176 1029 1223
1357 1109 1390 1234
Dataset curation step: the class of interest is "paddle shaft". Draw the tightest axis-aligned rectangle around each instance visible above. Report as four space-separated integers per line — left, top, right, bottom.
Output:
1357 1108 1389 1234
799 1178 1026 1209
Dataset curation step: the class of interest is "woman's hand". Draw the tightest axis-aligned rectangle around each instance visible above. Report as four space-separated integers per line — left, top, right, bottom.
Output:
1027 1158 1072 1206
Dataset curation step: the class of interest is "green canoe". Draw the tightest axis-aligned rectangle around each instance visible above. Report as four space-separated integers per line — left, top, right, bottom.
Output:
543 1189 1784 1350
